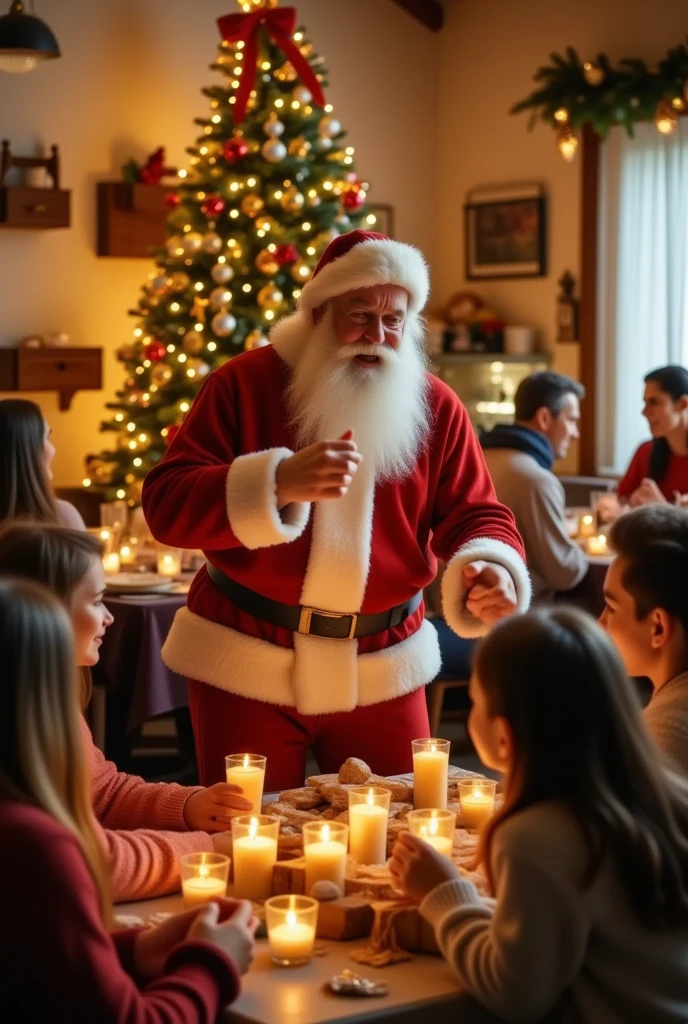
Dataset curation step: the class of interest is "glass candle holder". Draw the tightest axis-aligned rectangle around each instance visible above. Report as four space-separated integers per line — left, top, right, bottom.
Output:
578 512 596 538
156 545 182 577
407 809 456 857
179 852 230 907
348 787 390 865
457 779 497 831
88 526 116 554
225 753 266 816
265 895 318 966
231 815 280 901
101 551 121 575
118 536 139 567
302 820 348 896
412 738 450 809
586 534 608 556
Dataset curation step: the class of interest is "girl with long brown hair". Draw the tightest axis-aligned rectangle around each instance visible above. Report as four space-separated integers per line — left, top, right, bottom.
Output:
391 607 688 1022
0 523 252 901
0 576 255 1020
0 397 84 528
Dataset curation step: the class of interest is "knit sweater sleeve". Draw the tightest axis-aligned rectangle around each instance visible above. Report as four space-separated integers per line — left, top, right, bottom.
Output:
643 698 688 776
521 471 587 594
419 824 590 1022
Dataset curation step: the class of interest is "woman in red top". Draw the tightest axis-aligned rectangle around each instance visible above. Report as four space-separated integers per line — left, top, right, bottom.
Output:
0 576 256 1022
618 366 688 506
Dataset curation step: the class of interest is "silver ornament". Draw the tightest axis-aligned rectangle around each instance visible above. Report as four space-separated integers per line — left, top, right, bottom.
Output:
209 286 232 309
150 273 171 294
201 232 223 254
181 232 204 254
211 312 237 337
263 117 285 138
210 263 235 284
262 138 287 163
319 115 341 137
293 84 312 105
165 235 184 256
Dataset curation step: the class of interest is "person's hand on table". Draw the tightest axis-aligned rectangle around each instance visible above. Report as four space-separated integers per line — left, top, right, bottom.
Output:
629 478 667 507
389 832 461 904
183 783 252 832
463 561 517 626
275 430 362 508
187 899 258 975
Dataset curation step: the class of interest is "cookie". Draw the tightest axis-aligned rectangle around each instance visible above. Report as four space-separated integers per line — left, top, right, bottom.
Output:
338 757 372 785
306 773 339 791
389 802 413 820
268 801 321 825
367 776 413 802
320 782 360 811
278 787 325 811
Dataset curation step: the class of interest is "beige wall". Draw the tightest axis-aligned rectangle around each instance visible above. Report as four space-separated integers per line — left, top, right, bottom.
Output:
438 0 688 472
0 0 438 486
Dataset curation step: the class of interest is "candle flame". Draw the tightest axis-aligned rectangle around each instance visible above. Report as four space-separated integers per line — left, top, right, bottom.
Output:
582 515 593 525
199 864 209 879
472 787 482 799
429 817 439 836
249 816 258 839
321 824 330 843
243 753 250 769
430 741 436 753
420 824 428 839
286 910 297 929
366 788 374 806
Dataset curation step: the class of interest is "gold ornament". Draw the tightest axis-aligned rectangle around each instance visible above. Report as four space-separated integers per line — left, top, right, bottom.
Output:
165 235 184 257
553 107 569 124
185 358 211 379
245 329 270 351
240 0 279 8
582 61 604 87
299 42 314 58
255 248 280 275
256 215 275 233
191 295 210 322
150 362 174 386
556 125 578 162
290 259 312 283
654 99 678 134
241 193 265 217
280 185 305 213
257 282 283 310
275 61 297 83
170 272 191 291
201 232 223 254
183 330 205 355
211 262 235 284
210 286 233 308
288 135 311 158
211 312 237 337
180 232 204 254
671 96 686 111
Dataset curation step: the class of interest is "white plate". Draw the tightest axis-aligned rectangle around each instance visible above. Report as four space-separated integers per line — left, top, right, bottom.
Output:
105 573 176 594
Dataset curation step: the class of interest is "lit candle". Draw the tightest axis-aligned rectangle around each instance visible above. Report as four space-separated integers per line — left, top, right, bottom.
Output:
348 787 390 865
458 780 496 831
225 753 266 814
579 513 596 538
265 895 318 966
179 852 230 907
231 815 279 901
587 534 608 556
303 821 348 895
407 808 455 856
102 552 121 575
119 543 136 567
412 738 450 809
157 547 182 576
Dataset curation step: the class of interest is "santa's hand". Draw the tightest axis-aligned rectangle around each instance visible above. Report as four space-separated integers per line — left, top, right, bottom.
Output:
276 430 362 507
463 560 517 626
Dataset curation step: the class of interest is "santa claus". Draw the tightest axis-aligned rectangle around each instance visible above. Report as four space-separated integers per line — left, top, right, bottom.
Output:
142 231 530 790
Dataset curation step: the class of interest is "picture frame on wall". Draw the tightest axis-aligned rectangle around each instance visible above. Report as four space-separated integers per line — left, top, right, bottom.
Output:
365 203 395 239
464 184 546 280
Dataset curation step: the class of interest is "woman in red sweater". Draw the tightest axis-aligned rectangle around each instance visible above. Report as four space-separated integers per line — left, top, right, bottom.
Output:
0 576 256 1021
618 365 688 506
0 523 253 901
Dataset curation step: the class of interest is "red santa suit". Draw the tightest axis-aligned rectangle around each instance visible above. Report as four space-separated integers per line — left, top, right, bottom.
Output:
142 232 530 789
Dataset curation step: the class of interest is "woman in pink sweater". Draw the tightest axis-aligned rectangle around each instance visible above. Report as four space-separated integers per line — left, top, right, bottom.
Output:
0 523 254 901
0 574 256 1021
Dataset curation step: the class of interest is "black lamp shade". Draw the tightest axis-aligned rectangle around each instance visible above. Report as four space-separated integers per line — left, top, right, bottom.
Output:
0 2 60 71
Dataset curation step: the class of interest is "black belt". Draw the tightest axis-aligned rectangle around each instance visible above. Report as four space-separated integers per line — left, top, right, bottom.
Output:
206 563 422 641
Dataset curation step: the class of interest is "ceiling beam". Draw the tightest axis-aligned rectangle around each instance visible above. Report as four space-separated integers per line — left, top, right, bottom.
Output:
391 0 444 32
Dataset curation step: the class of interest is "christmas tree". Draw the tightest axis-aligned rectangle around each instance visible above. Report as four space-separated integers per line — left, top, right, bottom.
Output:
86 0 372 504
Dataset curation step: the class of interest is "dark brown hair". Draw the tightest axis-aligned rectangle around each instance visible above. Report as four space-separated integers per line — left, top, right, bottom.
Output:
644 366 688 484
609 505 688 637
474 606 688 929
0 399 57 523
0 524 103 707
514 371 585 421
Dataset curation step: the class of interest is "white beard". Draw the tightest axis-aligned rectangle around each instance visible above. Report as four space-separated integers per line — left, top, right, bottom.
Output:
285 306 431 482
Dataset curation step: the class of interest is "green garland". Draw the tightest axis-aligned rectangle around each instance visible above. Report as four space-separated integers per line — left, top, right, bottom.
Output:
511 41 688 139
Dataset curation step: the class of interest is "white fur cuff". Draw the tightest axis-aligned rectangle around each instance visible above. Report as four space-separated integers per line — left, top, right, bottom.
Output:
441 537 531 639
226 448 310 550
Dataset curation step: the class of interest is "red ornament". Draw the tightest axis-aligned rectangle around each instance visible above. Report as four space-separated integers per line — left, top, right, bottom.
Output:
144 339 167 363
164 191 181 208
223 138 249 164
274 243 299 265
164 423 181 446
202 194 225 217
343 185 366 211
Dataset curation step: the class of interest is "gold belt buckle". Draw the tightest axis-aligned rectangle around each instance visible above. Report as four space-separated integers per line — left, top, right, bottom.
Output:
298 606 358 640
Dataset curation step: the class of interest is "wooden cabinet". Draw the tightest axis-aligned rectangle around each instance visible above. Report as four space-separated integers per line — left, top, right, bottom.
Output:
0 347 102 410
97 182 169 257
0 186 70 228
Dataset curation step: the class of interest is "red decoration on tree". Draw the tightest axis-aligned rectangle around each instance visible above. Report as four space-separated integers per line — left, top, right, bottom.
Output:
342 184 366 210
274 243 299 265
144 339 167 363
202 194 225 217
223 138 249 164
165 191 181 208
164 423 181 446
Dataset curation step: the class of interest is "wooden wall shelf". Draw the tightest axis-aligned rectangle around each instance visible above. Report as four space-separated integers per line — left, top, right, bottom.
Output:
0 347 102 410
0 186 70 229
97 182 169 257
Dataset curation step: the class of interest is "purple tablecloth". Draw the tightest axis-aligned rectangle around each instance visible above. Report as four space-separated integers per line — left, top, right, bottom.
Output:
91 594 188 733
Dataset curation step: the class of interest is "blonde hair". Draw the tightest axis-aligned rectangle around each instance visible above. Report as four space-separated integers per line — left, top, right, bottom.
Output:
0 577 111 923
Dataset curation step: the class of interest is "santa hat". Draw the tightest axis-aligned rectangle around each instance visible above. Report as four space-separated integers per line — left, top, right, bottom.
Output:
298 230 429 317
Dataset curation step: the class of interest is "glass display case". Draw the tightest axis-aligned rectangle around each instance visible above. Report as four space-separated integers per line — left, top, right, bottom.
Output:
431 352 551 432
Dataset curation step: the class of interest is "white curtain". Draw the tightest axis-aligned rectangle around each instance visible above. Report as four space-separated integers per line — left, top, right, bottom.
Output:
596 119 688 474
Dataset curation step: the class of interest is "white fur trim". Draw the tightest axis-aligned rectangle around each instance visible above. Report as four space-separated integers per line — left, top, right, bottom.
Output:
299 238 429 315
162 607 440 713
269 310 308 368
225 448 310 549
441 538 532 639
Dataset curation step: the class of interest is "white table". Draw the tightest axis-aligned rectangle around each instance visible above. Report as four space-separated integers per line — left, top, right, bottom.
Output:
116 892 502 1023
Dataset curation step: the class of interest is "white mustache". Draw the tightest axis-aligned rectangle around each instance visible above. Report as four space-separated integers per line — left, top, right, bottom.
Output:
336 342 397 364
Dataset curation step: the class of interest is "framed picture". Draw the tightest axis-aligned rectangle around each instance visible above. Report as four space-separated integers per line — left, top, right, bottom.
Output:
464 185 546 280
365 203 395 239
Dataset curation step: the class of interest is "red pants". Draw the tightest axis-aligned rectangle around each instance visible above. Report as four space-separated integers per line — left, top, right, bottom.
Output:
187 680 430 790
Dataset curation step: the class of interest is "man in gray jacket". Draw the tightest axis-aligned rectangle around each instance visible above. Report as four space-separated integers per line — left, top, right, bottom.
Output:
481 371 587 602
